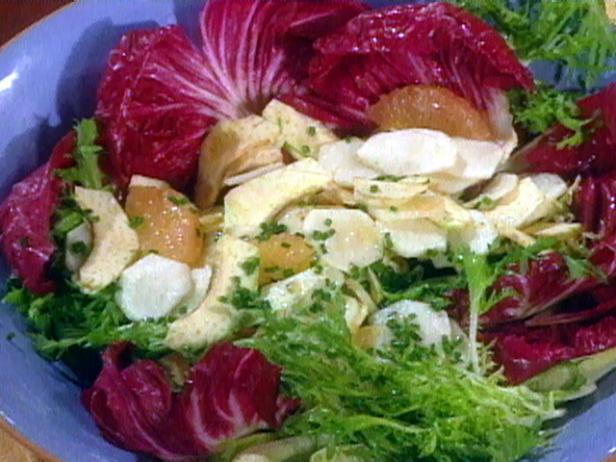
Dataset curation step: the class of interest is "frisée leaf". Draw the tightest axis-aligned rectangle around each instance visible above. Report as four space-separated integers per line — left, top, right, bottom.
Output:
508 86 590 147
56 119 109 190
241 295 560 462
453 0 616 88
2 279 169 359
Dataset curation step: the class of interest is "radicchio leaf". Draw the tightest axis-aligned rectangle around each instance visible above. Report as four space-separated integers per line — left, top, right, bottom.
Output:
290 2 534 132
477 84 616 384
199 0 366 115
481 252 597 326
520 83 616 178
487 315 616 384
96 26 219 191
0 132 74 293
96 0 365 191
82 342 298 461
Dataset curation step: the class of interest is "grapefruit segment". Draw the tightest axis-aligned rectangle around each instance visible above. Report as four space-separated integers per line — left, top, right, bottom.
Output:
125 185 203 267
367 85 495 141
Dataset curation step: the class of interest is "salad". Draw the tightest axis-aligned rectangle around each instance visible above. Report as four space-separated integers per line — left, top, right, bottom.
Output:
1 0 616 461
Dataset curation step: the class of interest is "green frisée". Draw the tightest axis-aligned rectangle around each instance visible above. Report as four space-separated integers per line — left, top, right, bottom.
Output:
238 292 560 462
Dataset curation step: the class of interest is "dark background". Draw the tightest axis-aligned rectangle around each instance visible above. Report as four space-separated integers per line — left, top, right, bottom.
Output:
0 1 71 45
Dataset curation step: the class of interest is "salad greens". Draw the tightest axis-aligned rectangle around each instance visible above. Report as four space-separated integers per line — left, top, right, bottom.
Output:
3 1 616 460
452 0 616 87
457 249 499 372
453 0 615 147
56 119 109 190
508 86 588 147
3 279 168 359
240 291 560 462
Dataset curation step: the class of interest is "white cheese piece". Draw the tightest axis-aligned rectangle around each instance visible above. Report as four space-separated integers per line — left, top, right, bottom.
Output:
357 129 457 176
428 138 507 195
264 266 345 314
496 224 536 247
378 218 447 258
165 236 259 350
129 175 169 189
195 115 283 208
353 177 430 207
223 162 284 187
529 173 568 200
116 254 193 321
450 138 506 180
465 173 519 209
525 174 568 225
262 99 337 159
224 159 332 237
449 210 498 255
344 296 369 334
486 177 555 229
316 183 358 207
304 209 383 272
74 187 139 292
277 206 311 235
531 223 582 238
318 138 380 187
369 192 471 229
370 300 451 348
180 266 213 314
428 173 481 195
64 221 93 273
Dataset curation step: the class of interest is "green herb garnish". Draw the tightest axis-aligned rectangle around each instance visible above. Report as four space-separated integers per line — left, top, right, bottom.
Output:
257 222 288 241
128 216 145 229
241 257 260 276
282 141 311 157
311 229 336 241
167 195 190 206
56 119 108 190
69 241 89 255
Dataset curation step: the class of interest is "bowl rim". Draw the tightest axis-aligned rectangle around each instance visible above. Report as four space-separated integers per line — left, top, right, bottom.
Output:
1 3 79 459
0 418 59 462
0 2 76 54
0 2 614 462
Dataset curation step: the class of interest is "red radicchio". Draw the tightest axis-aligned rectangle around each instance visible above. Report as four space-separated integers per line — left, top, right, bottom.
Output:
95 26 219 191
289 2 534 132
0 133 74 293
82 342 298 461
477 84 616 384
521 83 616 178
96 0 365 190
487 315 616 384
1 0 365 290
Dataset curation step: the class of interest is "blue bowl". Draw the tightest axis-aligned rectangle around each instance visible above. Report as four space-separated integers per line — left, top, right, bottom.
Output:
1 1 615 461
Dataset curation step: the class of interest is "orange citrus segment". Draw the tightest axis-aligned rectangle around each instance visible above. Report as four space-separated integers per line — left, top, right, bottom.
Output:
367 85 495 141
256 233 315 285
125 185 203 267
